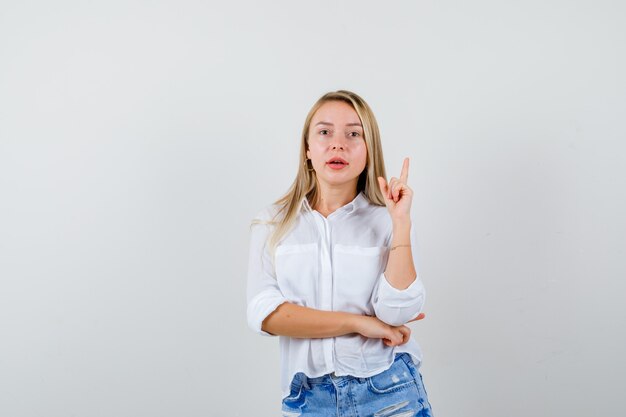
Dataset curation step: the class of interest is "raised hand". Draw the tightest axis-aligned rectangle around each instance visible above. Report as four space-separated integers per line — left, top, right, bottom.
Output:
377 157 413 223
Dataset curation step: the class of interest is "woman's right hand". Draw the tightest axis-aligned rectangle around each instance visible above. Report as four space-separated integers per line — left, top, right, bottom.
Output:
354 313 425 347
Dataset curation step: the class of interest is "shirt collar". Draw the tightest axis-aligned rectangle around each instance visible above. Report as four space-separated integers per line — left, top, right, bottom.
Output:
347 191 368 214
301 191 369 215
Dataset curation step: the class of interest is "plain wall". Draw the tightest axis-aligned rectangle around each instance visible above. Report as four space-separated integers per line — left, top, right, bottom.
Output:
1 1 625 416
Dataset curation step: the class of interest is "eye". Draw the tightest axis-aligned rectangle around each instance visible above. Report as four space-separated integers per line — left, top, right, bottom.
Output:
349 131 361 138
319 129 330 135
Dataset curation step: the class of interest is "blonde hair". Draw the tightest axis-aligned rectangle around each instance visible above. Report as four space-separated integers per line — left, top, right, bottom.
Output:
255 90 387 256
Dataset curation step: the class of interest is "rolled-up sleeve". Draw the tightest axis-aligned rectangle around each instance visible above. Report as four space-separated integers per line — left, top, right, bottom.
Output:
371 223 426 326
246 210 287 336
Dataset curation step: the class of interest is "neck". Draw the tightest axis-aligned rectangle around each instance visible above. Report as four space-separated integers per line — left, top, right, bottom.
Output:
313 182 358 217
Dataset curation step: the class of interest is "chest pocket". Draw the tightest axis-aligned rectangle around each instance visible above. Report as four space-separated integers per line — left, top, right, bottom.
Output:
333 244 387 309
275 243 318 306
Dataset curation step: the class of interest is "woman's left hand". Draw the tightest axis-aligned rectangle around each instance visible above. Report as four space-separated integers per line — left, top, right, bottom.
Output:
377 157 413 223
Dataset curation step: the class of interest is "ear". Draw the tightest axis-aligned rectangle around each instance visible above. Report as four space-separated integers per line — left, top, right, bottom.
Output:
306 150 311 159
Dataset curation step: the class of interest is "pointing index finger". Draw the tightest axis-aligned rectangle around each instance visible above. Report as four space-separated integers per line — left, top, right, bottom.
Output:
400 157 409 183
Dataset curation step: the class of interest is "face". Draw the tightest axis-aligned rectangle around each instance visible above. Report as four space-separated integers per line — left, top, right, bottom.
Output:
306 100 368 191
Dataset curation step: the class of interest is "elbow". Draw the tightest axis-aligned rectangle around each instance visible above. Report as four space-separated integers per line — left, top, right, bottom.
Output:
373 294 426 326
371 273 426 326
246 294 286 336
247 307 275 336
246 303 263 334
260 316 276 336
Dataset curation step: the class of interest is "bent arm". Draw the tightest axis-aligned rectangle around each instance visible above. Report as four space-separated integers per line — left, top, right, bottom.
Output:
262 302 359 338
371 220 426 326
262 302 415 346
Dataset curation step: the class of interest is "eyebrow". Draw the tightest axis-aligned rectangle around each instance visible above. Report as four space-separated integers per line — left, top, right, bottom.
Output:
315 121 363 127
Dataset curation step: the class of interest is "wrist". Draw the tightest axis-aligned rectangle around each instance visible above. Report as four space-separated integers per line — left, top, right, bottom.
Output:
392 217 411 230
347 314 366 336
392 220 412 240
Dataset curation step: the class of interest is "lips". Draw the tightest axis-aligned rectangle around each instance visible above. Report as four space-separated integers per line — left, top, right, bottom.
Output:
325 156 348 171
326 157 348 166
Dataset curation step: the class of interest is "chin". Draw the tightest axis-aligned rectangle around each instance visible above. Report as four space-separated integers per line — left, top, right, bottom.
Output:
319 175 360 187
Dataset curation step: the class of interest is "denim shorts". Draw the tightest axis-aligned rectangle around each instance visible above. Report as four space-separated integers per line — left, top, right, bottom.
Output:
281 353 433 417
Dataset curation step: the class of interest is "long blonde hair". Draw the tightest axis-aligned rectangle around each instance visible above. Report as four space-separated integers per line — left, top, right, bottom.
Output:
257 90 387 255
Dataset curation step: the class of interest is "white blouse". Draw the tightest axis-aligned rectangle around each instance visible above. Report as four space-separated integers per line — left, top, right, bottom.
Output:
246 191 426 400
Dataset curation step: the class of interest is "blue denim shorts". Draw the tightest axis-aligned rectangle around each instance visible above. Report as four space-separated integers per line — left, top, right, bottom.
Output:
281 353 433 417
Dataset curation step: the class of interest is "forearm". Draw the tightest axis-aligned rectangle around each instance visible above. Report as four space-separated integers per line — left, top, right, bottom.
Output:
261 302 360 338
384 219 417 290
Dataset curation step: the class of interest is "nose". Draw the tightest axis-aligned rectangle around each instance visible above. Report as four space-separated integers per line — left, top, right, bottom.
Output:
330 136 348 151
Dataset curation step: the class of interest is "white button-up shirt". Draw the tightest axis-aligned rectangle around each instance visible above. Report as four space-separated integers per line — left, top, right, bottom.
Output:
246 192 426 400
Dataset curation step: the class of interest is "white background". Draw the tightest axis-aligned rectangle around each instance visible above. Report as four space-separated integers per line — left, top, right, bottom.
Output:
1 1 625 416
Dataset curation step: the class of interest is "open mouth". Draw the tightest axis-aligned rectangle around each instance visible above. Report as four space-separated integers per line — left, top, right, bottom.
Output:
326 157 348 166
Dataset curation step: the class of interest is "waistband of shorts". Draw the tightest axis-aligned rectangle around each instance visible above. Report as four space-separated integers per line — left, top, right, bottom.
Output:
293 352 413 388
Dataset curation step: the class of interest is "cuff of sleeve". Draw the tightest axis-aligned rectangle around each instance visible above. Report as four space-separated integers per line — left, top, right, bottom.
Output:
247 291 287 336
377 272 425 308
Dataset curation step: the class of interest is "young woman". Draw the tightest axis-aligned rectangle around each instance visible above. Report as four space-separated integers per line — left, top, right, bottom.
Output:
247 90 433 416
